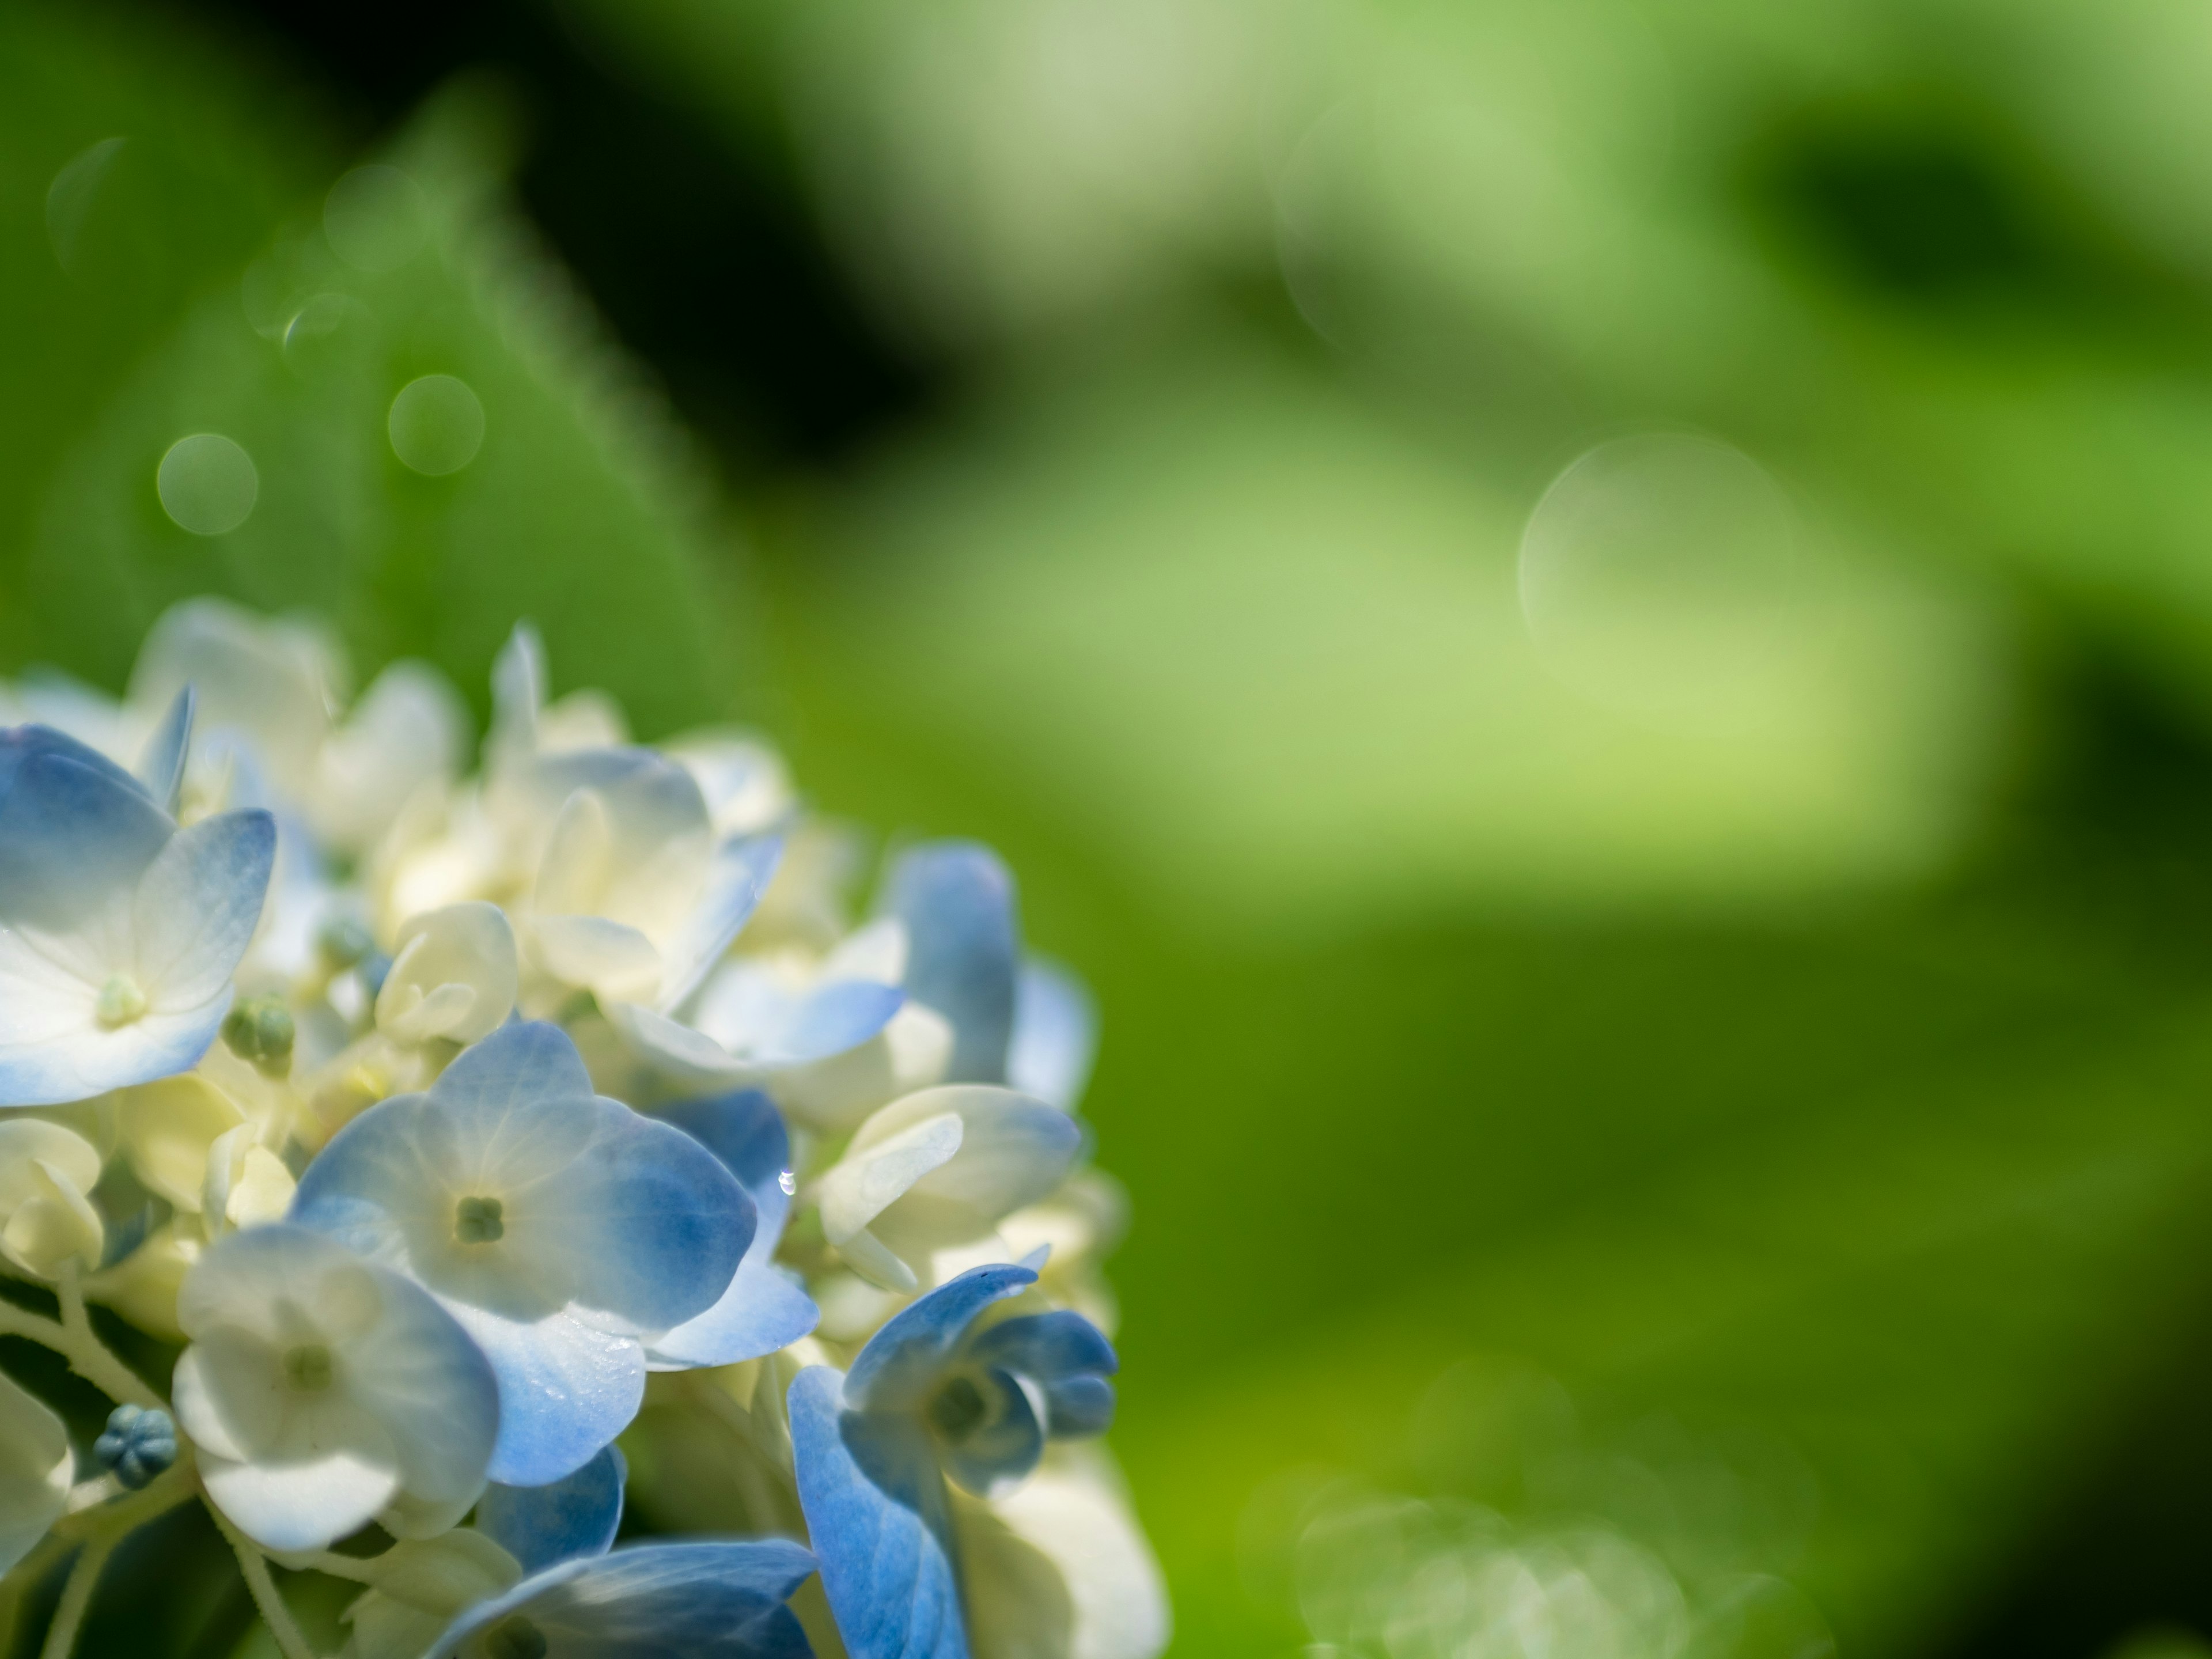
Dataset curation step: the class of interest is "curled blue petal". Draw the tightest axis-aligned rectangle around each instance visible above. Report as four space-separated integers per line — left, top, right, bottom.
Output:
845 1263 1036 1413
426 1538 819 1658
477 1444 627 1573
779 979 905 1066
789 1366 964 1659
0 724 145 804
960 1310 1118 1385
1041 1373 1116 1438
936 1368 1044 1498
883 842 1019 1085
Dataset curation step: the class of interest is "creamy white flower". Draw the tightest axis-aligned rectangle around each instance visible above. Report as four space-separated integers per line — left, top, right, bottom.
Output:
816 1086 1082 1292
0 1119 104 1278
376 902 518 1045
175 1224 503 1551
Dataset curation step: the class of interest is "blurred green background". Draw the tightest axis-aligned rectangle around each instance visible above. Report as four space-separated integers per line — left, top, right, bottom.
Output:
14 0 2212 1655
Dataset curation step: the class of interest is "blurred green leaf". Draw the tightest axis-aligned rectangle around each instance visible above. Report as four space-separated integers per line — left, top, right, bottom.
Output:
0 1 332 662
782 327 2013 925
17 85 746 733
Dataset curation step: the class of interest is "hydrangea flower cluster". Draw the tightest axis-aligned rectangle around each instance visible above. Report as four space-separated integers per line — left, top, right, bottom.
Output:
0 600 1166 1659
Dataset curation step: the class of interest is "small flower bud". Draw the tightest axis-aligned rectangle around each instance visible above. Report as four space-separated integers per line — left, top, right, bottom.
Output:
93 1403 177 1490
221 995 296 1078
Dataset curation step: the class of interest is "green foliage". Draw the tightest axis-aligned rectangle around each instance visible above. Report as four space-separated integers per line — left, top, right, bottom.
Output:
0 14 746 737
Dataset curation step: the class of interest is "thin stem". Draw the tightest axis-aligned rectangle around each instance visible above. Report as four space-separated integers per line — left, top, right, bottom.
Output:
53 1263 161 1410
36 1535 112 1659
54 1460 195 1543
282 1549 383 1585
205 1499 319 1659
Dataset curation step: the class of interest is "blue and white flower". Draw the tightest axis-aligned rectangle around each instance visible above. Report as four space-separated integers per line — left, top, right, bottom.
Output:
0 726 275 1106
173 1223 502 1551
788 1263 1118 1659
288 1021 753 1484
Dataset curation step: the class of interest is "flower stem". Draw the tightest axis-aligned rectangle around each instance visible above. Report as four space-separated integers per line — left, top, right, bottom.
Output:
35 1534 113 1659
282 1549 384 1585
206 1499 319 1659
53 1263 162 1411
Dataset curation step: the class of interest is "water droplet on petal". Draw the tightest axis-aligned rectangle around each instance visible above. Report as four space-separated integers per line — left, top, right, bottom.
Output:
778 1170 797 1196
388 375 486 476
156 435 257 536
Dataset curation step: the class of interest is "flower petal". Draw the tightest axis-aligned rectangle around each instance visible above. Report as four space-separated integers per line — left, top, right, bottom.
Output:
0 1366 70 1574
790 1365 967 1659
425 1539 819 1659
656 831 785 1012
134 808 276 1009
1007 959 1096 1113
940 1369 1045 1498
476 1443 626 1573
961 1312 1119 1388
844 1262 1039 1413
882 842 1020 1085
454 1304 645 1488
643 1090 819 1369
133 686 194 817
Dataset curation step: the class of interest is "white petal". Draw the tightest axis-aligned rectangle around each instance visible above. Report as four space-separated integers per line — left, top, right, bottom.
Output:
528 914 662 1003
0 1367 71 1575
817 1110 963 1245
376 903 517 1044
957 1448 1171 1659
200 1444 400 1553
133 809 276 1010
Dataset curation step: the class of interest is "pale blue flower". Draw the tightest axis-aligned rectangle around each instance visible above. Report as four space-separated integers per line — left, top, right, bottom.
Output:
0 724 275 1106
789 1264 1118 1659
173 1223 501 1551
642 1088 819 1370
422 1539 819 1659
288 1022 752 1485
478 1443 627 1573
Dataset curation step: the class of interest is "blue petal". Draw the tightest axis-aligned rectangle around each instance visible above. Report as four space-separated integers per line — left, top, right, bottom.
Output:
882 842 1019 1085
1041 1374 1116 1438
645 1091 819 1368
1006 958 1096 1112
426 1539 819 1658
656 1090 793 1241
432 1019 599 1113
643 1262 819 1370
0 749 171 935
960 1311 1118 1385
789 1366 965 1659
476 1444 626 1573
658 831 785 1013
133 687 195 817
459 1307 646 1487
778 979 904 1066
845 1263 1037 1413
0 724 146 803
939 1368 1044 1498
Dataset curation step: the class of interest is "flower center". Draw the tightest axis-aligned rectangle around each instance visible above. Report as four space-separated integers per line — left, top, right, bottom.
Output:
454 1195 505 1244
282 1344 334 1392
94 975 147 1029
927 1373 989 1441
482 1614 548 1659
